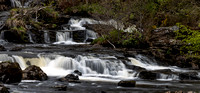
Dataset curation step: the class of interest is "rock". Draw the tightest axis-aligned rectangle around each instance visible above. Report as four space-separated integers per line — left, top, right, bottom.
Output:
83 24 116 35
23 65 48 81
152 69 172 74
58 74 80 83
179 72 200 80
3 30 29 43
9 46 22 51
0 84 9 93
73 70 82 76
118 80 136 87
139 71 158 80
0 62 22 84
0 45 6 51
52 85 67 91
0 0 11 11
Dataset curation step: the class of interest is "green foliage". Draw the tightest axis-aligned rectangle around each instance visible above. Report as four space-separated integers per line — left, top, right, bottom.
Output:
11 26 26 33
92 37 106 44
175 23 200 55
65 3 106 15
92 29 143 48
129 13 134 20
43 7 59 18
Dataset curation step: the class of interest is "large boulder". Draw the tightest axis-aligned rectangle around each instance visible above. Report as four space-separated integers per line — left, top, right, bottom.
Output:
0 84 9 93
118 80 136 87
58 74 80 83
138 71 158 80
23 65 48 81
0 62 22 84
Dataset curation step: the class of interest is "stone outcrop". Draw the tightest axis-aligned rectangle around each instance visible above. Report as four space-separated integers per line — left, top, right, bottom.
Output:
22 65 48 81
0 62 22 84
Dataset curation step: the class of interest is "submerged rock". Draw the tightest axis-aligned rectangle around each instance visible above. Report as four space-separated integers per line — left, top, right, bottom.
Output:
59 74 80 83
179 72 200 80
118 80 136 87
0 84 9 93
0 62 22 84
139 71 158 80
23 65 48 81
52 85 67 91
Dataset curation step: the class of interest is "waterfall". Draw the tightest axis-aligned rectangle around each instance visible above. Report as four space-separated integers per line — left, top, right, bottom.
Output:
0 53 199 80
56 32 72 42
128 54 199 80
10 0 33 8
0 54 14 62
10 0 22 7
12 55 27 70
53 18 98 45
0 54 133 78
44 31 50 43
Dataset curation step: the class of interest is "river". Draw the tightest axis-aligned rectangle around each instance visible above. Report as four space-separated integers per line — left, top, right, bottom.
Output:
0 0 200 92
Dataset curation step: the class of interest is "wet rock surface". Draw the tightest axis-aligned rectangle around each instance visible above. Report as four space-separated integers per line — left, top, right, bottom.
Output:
0 84 9 93
0 62 22 84
118 80 136 87
23 65 48 81
139 71 158 80
179 72 200 80
84 24 116 35
52 85 67 91
73 70 82 76
0 45 6 51
59 74 80 83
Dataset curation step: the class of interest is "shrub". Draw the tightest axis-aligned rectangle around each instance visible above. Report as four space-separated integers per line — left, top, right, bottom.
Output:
175 23 200 55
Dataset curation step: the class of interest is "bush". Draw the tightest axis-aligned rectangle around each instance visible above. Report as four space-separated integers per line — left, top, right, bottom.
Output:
175 23 200 55
92 29 143 48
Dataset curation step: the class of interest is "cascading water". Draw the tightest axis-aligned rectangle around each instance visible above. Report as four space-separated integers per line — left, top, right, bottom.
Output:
53 18 98 45
10 0 33 8
0 53 200 81
128 54 200 80
44 31 50 43
0 53 134 79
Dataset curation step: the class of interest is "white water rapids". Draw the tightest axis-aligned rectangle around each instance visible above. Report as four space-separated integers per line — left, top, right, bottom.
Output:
0 54 199 81
0 54 135 81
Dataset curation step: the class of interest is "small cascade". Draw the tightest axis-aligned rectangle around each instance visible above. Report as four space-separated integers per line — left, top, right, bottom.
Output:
10 0 33 8
56 32 72 42
0 54 14 62
0 31 8 45
54 18 98 45
0 11 9 30
12 55 27 69
27 30 34 43
10 0 22 7
39 54 132 77
128 54 200 80
44 31 50 43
